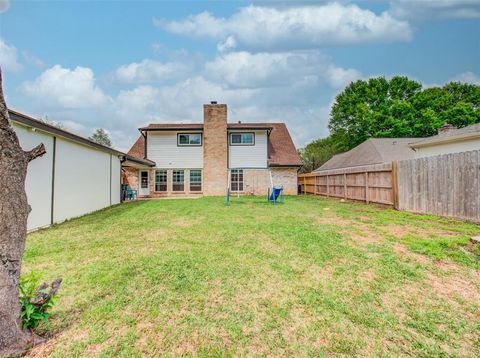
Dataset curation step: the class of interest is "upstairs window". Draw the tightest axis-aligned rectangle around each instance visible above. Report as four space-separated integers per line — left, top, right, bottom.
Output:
189 170 202 192
230 132 254 146
178 133 202 146
173 170 185 192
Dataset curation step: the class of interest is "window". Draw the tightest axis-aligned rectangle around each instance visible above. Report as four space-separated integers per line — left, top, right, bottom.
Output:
178 133 202 146
230 169 244 192
173 170 185 191
230 132 254 146
189 170 202 192
140 171 149 189
155 170 167 192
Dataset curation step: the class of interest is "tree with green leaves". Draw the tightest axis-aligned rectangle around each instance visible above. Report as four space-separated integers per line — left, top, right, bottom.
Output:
300 77 480 170
298 135 342 173
328 77 480 152
89 128 112 147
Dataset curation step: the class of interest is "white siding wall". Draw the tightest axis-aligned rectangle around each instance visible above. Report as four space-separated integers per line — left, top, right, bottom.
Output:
13 122 122 231
414 138 480 158
54 138 111 223
14 124 54 230
111 156 121 205
147 131 203 169
229 130 268 168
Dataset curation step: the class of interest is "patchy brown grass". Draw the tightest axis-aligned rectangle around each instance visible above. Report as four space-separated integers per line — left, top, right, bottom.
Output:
22 196 480 357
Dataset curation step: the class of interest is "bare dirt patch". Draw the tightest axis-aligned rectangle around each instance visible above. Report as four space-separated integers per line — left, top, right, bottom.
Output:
392 244 431 265
172 217 203 228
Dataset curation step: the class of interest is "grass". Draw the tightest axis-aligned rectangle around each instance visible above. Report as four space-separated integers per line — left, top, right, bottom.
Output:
23 195 480 357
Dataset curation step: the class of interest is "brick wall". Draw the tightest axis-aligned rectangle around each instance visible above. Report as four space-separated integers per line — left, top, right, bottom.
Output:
123 167 139 192
244 169 270 195
239 168 299 195
272 168 298 195
203 104 228 196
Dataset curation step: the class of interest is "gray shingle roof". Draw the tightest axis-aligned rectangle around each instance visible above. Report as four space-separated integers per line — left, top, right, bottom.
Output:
410 123 480 148
314 138 420 172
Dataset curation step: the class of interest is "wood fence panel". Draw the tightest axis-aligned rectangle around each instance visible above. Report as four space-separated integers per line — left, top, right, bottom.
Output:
397 150 480 223
299 163 394 206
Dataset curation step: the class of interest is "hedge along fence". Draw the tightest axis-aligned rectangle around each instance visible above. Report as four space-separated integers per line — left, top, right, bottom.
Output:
298 162 396 206
299 149 480 223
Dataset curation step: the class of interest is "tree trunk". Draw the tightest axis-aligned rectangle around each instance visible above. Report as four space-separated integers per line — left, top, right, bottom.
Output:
0 68 46 356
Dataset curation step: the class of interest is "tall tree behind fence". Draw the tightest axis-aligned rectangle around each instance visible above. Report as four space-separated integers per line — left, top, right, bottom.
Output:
299 150 480 223
397 150 480 223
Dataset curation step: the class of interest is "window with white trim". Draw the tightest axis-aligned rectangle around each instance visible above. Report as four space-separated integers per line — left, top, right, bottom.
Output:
189 170 202 192
230 132 254 145
178 133 202 146
173 170 185 191
155 170 167 192
230 169 244 192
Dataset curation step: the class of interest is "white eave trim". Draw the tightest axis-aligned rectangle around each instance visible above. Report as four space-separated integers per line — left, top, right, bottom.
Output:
410 132 480 149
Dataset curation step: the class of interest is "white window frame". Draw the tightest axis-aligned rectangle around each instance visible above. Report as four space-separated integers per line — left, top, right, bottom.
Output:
230 132 255 146
230 169 244 192
172 169 185 192
177 133 202 146
154 169 167 192
189 169 202 192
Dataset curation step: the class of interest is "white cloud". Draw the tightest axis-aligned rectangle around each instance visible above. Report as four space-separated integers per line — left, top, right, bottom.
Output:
18 47 361 149
205 51 361 89
217 36 237 52
155 3 412 51
114 58 191 84
22 51 46 69
22 65 111 108
0 38 21 72
450 71 480 84
389 0 480 20
0 0 10 13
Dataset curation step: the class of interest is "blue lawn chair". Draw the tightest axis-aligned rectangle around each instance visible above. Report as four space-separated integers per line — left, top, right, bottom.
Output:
127 187 137 200
268 186 284 205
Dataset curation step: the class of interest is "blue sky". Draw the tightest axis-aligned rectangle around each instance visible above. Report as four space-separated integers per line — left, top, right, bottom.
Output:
0 0 479 151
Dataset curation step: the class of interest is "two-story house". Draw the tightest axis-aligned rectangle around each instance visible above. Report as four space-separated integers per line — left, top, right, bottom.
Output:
123 102 301 197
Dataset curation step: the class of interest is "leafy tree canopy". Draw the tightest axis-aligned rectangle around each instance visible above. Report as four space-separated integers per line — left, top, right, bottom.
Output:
89 128 112 147
300 77 480 172
329 77 480 151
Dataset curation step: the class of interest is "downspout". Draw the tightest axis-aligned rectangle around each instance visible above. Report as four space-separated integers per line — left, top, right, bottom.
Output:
51 136 56 225
109 154 112 205
266 129 271 168
120 155 126 203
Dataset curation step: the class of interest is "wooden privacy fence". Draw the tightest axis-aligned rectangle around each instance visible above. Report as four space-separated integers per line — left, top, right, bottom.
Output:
298 162 396 206
397 150 480 223
299 149 480 223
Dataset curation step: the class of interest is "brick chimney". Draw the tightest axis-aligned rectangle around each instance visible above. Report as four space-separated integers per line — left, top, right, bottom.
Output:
203 102 228 196
438 123 456 135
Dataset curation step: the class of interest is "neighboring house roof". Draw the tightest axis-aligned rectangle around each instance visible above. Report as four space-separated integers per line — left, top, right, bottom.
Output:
9 109 155 167
129 122 301 167
314 138 419 172
410 123 480 149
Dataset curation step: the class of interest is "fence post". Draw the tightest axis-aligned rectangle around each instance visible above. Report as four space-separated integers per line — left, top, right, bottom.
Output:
392 161 399 210
326 174 330 197
343 173 347 199
365 171 369 204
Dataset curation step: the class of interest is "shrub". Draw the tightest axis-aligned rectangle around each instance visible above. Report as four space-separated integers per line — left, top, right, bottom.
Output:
19 271 62 330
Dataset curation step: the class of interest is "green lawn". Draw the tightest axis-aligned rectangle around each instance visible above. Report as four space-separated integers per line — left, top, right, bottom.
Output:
24 196 480 357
